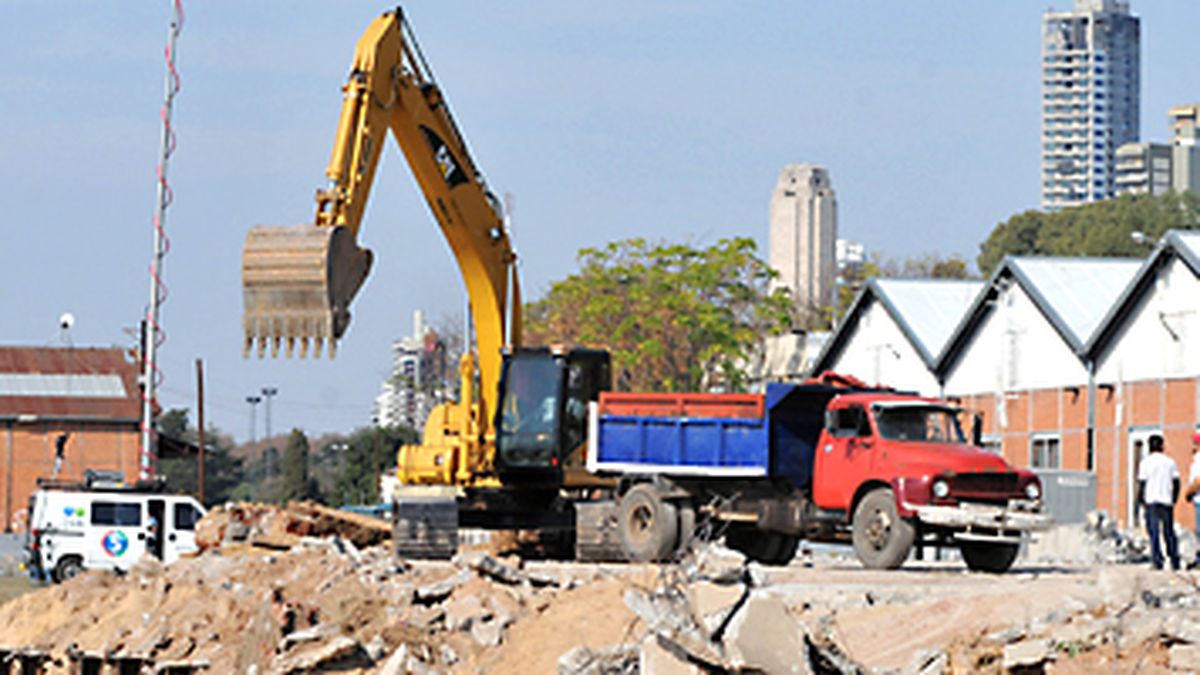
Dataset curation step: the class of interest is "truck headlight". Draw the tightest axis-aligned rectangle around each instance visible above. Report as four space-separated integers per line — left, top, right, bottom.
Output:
1025 481 1041 500
932 479 950 499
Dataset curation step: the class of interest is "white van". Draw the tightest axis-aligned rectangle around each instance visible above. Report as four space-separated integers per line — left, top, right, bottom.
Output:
26 476 206 582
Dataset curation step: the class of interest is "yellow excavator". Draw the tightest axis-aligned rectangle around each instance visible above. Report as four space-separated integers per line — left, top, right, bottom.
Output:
242 8 616 558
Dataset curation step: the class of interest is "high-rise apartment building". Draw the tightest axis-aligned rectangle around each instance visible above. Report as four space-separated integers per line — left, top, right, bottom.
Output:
1114 142 1171 196
1114 104 1200 197
769 164 837 317
373 310 449 430
1170 104 1200 194
1041 0 1140 211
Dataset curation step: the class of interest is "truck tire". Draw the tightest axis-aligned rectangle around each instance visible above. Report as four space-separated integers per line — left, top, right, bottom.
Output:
676 504 696 556
960 542 1020 573
617 484 679 562
852 488 915 569
53 556 84 583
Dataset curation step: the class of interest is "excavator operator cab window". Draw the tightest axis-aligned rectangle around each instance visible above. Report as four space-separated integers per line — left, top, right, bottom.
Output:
497 354 563 469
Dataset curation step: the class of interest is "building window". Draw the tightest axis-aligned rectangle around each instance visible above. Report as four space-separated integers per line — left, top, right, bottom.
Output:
1030 435 1061 469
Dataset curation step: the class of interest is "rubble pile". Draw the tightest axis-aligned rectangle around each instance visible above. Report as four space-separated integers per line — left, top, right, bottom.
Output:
195 501 392 551
942 568 1200 673
6 503 1200 673
0 503 650 673
1026 511 1198 567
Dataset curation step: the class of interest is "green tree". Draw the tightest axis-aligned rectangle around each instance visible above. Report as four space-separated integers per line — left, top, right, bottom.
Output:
334 426 417 506
279 429 317 502
155 408 245 507
524 237 795 392
976 191 1200 276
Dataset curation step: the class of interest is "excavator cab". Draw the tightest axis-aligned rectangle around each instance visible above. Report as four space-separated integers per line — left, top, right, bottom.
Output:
494 347 610 485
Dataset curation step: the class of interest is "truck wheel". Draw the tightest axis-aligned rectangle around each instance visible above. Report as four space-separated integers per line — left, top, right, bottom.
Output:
769 535 800 565
852 488 915 569
617 484 679 562
960 542 1020 573
676 504 696 556
53 556 84 583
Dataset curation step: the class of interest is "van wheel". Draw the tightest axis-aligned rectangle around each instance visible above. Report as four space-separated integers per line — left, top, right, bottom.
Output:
54 556 84 583
617 484 678 562
852 488 915 569
960 542 1020 573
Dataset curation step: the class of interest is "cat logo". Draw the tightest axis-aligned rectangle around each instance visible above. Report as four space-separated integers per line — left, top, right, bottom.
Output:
420 126 467 188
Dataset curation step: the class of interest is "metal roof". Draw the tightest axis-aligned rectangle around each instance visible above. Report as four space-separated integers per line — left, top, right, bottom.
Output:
0 346 141 422
1008 257 1141 350
872 278 984 366
1084 229 1200 358
811 277 983 374
938 256 1141 374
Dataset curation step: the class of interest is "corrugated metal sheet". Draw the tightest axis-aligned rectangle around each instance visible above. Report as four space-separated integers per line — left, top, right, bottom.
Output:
0 347 140 421
0 373 127 398
874 279 984 364
1011 258 1141 347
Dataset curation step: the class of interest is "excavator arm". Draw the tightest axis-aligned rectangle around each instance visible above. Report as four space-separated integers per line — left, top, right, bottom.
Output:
242 10 521 460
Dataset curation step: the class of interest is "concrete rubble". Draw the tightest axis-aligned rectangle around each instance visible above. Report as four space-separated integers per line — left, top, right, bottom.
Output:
5 505 1200 672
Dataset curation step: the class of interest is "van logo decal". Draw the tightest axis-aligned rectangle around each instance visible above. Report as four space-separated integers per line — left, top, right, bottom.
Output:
102 530 129 558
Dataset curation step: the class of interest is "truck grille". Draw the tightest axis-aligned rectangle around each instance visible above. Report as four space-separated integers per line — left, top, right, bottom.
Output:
951 472 1020 500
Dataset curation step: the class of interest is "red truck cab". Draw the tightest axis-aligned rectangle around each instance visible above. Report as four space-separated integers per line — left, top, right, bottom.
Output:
812 391 1047 571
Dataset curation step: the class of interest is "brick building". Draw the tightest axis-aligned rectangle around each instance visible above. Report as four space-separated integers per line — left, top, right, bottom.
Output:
0 347 142 532
814 232 1200 528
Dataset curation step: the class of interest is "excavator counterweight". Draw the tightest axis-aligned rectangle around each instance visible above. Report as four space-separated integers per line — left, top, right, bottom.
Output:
242 224 372 358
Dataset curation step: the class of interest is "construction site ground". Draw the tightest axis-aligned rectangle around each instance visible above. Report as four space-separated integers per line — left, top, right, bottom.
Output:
3 504 1200 673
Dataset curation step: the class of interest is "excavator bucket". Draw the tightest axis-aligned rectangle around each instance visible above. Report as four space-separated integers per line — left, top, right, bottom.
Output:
242 224 373 358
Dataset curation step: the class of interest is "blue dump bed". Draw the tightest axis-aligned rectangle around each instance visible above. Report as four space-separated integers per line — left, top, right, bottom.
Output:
587 383 840 488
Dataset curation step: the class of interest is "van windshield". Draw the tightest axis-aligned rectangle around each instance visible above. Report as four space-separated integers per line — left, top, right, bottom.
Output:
873 405 965 444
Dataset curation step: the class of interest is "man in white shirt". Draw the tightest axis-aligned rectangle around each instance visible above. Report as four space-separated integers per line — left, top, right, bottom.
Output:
1187 432 1200 568
1138 434 1181 571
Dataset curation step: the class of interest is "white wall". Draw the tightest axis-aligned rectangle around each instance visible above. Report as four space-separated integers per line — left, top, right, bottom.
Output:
828 298 941 396
943 283 1088 397
1096 256 1200 382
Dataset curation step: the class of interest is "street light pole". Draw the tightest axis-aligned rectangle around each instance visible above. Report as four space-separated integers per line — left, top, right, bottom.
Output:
245 395 262 444
261 386 278 476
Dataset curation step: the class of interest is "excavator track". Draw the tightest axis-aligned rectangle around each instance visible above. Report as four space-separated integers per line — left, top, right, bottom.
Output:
242 224 372 359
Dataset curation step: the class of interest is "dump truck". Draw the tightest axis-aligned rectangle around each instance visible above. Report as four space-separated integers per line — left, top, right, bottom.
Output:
590 377 1052 572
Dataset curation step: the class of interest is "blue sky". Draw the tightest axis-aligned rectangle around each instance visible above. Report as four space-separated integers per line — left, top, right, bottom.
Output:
1 2 1197 441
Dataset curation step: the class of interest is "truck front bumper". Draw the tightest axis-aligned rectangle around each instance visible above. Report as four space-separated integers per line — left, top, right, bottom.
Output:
908 500 1053 543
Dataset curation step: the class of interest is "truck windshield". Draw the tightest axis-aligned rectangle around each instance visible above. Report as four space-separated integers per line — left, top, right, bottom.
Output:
874 406 965 444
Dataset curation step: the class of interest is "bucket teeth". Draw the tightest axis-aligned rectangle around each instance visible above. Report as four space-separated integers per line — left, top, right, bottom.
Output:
241 224 371 359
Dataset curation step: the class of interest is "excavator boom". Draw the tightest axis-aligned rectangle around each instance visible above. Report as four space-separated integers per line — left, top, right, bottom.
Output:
242 9 520 426
242 9 524 482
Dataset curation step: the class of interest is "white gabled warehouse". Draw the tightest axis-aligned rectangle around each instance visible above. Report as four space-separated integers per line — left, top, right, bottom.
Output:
811 278 982 397
1082 231 1200 525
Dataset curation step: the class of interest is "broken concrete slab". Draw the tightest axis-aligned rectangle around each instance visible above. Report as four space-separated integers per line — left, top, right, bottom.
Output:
1001 638 1053 671
273 635 364 673
413 568 471 604
444 594 487 631
1171 643 1200 671
722 590 811 675
470 617 505 648
557 643 639 675
684 580 747 638
639 634 703 675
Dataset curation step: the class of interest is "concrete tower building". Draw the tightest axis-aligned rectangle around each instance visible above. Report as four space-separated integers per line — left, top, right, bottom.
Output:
1170 103 1200 195
1041 0 1140 211
769 164 837 315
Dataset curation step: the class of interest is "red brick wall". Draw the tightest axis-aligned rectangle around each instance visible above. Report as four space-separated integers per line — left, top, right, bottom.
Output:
0 421 140 532
969 378 1199 529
